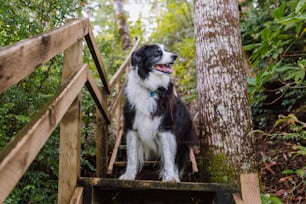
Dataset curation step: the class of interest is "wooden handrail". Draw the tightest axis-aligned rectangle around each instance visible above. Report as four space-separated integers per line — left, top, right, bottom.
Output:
85 24 111 94
0 18 140 203
0 18 89 94
0 64 88 202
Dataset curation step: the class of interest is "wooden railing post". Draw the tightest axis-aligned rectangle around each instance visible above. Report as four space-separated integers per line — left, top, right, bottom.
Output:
95 87 109 178
58 24 83 203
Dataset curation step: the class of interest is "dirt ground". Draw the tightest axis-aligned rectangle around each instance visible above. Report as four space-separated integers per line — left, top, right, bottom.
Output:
256 134 305 204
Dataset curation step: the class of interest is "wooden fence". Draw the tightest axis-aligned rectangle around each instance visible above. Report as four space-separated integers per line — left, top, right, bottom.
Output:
0 18 139 204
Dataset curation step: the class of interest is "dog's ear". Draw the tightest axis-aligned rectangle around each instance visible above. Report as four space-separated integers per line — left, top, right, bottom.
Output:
131 51 138 66
131 47 145 66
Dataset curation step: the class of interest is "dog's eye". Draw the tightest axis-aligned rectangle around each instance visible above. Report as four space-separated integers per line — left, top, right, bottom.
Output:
155 49 162 56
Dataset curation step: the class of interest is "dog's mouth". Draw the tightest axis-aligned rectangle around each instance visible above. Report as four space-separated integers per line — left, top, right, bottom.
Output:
153 64 173 74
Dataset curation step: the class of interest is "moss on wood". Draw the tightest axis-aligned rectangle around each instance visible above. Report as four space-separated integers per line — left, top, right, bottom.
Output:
199 150 236 184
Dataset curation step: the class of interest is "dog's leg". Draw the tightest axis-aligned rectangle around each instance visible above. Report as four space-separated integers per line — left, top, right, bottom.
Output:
159 132 180 182
119 130 138 180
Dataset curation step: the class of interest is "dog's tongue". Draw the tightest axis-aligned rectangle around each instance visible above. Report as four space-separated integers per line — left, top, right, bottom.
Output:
154 64 173 74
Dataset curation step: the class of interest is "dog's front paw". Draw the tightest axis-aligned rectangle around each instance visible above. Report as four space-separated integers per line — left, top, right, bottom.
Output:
119 172 136 180
162 174 180 182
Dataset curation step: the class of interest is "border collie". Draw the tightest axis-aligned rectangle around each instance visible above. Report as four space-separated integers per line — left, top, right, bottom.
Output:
119 44 195 182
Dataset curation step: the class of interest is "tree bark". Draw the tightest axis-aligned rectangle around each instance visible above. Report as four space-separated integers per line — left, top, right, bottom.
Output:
113 0 131 50
194 0 257 183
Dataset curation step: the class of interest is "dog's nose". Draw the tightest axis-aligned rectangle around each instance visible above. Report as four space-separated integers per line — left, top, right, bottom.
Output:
171 54 178 60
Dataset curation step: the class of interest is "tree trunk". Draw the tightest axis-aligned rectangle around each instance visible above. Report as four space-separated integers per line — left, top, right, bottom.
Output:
194 0 257 183
113 0 131 50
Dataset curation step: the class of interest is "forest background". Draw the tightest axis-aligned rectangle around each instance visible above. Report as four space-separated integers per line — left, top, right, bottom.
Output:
0 0 305 203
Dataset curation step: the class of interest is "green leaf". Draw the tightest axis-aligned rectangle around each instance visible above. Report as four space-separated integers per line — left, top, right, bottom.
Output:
261 27 271 41
282 169 294 174
295 168 306 178
278 14 306 24
15 115 30 123
283 67 305 83
243 43 261 51
295 0 305 14
261 194 282 204
273 3 285 19
270 196 283 204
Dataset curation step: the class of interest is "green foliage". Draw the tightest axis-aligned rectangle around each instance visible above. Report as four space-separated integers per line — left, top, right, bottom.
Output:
241 0 306 129
148 0 196 104
0 0 85 47
261 194 283 204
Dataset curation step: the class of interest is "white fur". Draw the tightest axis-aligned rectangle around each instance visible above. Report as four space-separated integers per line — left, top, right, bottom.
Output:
119 65 180 182
156 44 176 65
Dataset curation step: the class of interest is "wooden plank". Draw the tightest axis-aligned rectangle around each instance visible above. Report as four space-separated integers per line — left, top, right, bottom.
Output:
113 161 160 167
107 124 122 175
85 24 110 94
189 147 199 173
233 193 244 204
107 128 123 175
78 177 238 192
86 70 110 123
58 37 83 204
109 37 140 90
240 173 261 204
69 187 84 204
0 65 88 203
232 173 261 204
0 18 89 94
95 107 109 177
109 84 125 114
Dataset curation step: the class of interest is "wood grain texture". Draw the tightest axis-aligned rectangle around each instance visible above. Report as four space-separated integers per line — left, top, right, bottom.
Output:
95 108 109 177
189 148 199 173
240 173 261 204
0 18 89 94
232 173 261 204
107 126 123 175
0 64 87 203
85 24 110 94
86 70 110 123
58 36 83 204
79 177 238 192
69 187 84 204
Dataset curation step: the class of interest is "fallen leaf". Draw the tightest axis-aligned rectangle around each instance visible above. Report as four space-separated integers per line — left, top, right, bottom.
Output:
279 175 294 182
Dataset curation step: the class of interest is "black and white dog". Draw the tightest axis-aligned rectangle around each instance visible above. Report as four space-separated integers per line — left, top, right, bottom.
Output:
119 44 195 182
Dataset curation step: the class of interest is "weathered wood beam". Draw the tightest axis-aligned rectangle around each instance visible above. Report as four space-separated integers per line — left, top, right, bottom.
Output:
109 85 125 114
69 187 84 204
189 148 199 173
107 127 123 175
233 173 261 204
0 65 88 203
78 177 238 192
0 18 89 94
58 35 83 204
85 24 110 94
86 70 110 123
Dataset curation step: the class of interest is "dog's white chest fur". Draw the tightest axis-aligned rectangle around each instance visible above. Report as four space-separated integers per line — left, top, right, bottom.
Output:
125 70 165 154
133 111 161 153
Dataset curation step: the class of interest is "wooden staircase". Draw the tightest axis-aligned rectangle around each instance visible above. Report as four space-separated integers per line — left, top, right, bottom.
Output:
78 178 237 204
0 18 263 204
82 134 237 204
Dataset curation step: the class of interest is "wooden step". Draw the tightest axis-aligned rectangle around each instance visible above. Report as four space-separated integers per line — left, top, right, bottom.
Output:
113 160 160 167
78 177 238 204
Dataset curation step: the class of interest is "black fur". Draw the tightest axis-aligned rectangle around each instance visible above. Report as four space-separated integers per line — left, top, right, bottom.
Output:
123 44 195 179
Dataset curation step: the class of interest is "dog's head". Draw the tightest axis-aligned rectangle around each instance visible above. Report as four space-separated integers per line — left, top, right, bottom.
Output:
131 44 177 80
